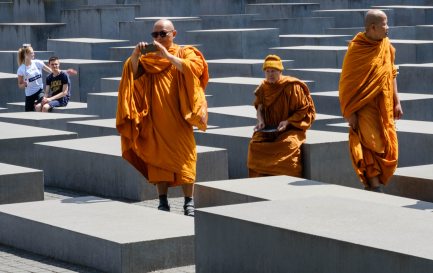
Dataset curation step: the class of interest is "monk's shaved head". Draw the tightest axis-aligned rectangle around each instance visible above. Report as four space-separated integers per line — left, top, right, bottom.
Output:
154 19 175 31
364 9 387 29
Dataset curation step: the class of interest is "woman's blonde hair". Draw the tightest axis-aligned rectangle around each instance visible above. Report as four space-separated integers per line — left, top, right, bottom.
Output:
17 44 33 66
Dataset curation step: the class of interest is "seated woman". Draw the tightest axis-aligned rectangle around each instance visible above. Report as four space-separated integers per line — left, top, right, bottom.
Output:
247 55 316 178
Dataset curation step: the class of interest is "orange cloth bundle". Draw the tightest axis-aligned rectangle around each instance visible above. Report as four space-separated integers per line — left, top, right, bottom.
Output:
116 44 208 186
339 32 398 185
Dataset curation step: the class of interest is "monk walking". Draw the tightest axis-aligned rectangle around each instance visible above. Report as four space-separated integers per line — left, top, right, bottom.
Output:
247 55 316 177
116 19 208 216
339 9 403 192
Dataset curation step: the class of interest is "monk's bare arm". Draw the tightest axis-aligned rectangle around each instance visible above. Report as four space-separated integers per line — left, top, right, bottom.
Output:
347 113 358 130
131 43 143 76
254 104 265 131
153 41 183 72
393 78 403 119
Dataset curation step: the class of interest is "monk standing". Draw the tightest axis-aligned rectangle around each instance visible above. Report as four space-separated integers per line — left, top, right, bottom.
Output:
339 9 403 192
247 55 316 177
116 19 208 216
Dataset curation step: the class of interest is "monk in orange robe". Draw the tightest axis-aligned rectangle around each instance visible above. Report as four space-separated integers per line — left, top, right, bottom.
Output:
339 10 403 192
116 19 209 216
247 55 316 177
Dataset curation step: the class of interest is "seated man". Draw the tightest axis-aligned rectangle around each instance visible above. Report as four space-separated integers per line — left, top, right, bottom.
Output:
35 56 70 112
247 55 316 177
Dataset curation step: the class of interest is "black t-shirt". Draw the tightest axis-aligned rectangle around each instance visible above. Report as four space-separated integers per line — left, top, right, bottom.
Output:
46 71 70 98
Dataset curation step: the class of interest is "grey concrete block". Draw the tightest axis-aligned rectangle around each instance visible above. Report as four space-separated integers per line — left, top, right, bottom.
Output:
280 34 351 46
207 59 294 78
59 59 123 102
12 0 45 23
326 27 364 36
196 196 433 273
61 6 135 38
206 77 263 107
397 64 433 93
0 23 66 50
6 101 88 114
247 0 351 10
101 77 121 91
43 0 87 23
119 17 201 45
0 2 13 23
373 5 433 26
87 92 118 118
0 121 77 168
0 112 98 131
287 68 341 91
245 3 319 20
47 38 129 60
388 164 433 202
199 0 244 15
185 28 279 59
0 50 54 74
127 0 200 16
0 72 20 107
35 135 228 201
208 105 256 128
200 14 257 29
391 39 433 64
0 197 195 272
67 118 117 137
416 25 433 39
251 16 336 34
0 163 43 204
109 46 134 61
270 46 347 68
313 9 394 27
195 175 433 210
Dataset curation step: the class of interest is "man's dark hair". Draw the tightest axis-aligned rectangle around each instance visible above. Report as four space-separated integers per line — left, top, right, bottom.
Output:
48 56 59 64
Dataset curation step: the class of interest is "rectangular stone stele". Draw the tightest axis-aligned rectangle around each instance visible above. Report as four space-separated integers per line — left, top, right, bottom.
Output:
0 163 43 204
196 196 433 273
0 196 194 273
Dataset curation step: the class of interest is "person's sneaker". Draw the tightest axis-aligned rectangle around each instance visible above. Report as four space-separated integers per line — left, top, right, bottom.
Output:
183 197 195 217
158 195 170 212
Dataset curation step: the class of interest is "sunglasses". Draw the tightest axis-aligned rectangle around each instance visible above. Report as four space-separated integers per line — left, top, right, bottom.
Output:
151 30 173 39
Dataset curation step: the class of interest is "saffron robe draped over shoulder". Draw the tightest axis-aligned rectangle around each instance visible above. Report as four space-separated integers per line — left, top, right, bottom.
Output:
247 76 316 177
116 44 208 186
339 32 398 186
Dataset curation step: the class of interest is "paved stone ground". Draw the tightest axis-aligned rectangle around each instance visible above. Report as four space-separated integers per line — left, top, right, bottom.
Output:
0 187 196 273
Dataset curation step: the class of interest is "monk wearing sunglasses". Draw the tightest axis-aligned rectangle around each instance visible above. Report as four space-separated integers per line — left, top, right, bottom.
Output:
116 19 209 216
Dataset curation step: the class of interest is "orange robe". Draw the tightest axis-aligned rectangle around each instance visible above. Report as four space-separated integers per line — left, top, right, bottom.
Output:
116 44 208 186
247 76 316 177
339 32 398 186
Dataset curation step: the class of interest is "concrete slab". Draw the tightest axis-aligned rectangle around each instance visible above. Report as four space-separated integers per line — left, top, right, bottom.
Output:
311 91 433 121
313 9 394 27
87 92 118 118
391 39 433 63
6 101 88 114
194 126 357 186
0 197 194 272
416 25 433 39
58 59 123 102
47 38 129 60
34 135 229 201
388 164 433 202
0 121 76 168
0 23 65 50
0 112 98 131
185 28 279 59
245 3 319 19
200 14 257 29
61 6 135 39
101 77 121 92
279 34 351 46
133 0 200 16
207 59 294 78
269 46 347 68
251 16 336 35
398 63 433 93
196 196 433 273
373 5 433 26
287 68 341 91
0 163 43 205
67 118 117 138
328 119 433 167
195 175 433 211
0 72 20 106
0 50 54 73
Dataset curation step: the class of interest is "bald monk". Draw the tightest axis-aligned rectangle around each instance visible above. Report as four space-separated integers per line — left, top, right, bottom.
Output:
339 9 403 192
247 55 316 177
116 19 208 216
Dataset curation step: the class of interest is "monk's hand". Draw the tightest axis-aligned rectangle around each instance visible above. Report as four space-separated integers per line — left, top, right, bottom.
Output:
347 113 358 130
254 121 265 132
277 120 289 132
134 42 148 57
394 102 403 120
153 40 170 59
